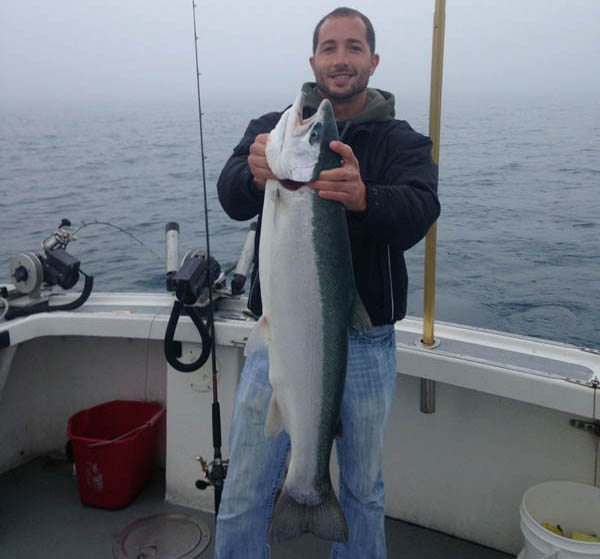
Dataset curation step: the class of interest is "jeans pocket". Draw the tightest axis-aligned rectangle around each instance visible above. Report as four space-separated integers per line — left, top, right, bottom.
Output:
351 324 394 347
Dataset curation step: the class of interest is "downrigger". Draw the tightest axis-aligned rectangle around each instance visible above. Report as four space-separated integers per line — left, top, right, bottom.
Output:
0 219 93 321
162 217 256 512
163 221 226 373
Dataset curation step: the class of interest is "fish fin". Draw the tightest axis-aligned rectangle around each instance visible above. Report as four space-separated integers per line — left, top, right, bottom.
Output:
350 294 372 333
244 315 269 356
265 394 284 438
267 486 348 544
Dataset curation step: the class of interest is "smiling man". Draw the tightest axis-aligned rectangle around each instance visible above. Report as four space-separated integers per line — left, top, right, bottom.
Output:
215 7 440 559
310 12 379 112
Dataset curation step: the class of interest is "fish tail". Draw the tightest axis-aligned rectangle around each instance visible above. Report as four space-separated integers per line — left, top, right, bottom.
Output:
267 485 348 544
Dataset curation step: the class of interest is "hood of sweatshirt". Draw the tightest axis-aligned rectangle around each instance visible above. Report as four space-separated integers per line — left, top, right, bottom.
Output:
300 82 396 126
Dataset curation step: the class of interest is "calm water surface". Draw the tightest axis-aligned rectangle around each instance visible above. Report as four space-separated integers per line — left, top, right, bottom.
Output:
1 97 598 348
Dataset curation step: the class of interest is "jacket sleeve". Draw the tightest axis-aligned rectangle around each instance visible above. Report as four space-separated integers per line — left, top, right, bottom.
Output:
217 111 281 221
360 126 440 251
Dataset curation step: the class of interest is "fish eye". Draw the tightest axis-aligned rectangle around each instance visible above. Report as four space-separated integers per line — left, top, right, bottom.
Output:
309 122 323 145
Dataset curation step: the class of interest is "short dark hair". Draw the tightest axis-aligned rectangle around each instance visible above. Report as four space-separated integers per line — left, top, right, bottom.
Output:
312 7 376 54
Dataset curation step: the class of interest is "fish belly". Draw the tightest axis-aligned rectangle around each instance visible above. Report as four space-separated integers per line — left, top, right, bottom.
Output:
260 181 353 503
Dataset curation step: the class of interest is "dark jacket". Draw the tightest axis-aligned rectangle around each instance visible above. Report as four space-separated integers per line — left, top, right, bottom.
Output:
217 84 440 325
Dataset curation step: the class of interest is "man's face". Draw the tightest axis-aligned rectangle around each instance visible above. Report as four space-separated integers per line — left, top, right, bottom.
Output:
310 16 379 102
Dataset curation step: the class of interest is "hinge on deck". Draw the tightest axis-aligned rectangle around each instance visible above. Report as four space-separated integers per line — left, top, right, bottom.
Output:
569 419 600 438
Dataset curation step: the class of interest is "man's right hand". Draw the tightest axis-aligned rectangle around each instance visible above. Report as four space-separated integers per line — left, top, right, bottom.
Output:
248 133 277 192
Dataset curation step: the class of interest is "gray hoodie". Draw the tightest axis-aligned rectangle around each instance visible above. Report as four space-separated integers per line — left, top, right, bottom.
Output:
301 81 396 134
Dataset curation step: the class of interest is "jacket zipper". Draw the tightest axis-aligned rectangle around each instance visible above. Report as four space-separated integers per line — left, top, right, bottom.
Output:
386 244 395 321
339 121 351 141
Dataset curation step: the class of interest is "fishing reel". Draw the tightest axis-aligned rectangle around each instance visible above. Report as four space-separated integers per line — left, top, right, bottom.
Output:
195 455 229 493
1 219 93 321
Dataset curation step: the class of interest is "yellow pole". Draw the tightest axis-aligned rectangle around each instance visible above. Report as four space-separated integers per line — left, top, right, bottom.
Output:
420 0 446 414
423 0 446 347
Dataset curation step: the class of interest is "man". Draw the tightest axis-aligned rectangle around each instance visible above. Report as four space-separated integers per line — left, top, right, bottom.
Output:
215 7 440 559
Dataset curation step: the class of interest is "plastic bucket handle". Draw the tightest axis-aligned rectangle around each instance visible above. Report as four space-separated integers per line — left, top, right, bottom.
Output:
87 407 165 448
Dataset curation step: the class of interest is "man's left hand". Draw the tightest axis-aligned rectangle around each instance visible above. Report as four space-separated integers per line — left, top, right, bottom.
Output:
308 141 367 212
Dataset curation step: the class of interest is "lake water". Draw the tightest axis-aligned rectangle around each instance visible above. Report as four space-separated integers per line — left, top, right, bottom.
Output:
1 96 598 348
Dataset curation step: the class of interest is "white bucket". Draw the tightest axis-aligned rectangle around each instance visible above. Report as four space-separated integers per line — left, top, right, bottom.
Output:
520 481 600 558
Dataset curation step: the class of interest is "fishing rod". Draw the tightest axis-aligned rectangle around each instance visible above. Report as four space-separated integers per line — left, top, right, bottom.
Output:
190 0 226 516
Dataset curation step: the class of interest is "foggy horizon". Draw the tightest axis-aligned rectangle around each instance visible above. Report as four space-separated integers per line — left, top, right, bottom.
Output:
1 1 599 112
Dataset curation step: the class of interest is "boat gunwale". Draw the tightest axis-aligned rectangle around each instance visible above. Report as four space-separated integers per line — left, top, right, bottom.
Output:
1 291 598 419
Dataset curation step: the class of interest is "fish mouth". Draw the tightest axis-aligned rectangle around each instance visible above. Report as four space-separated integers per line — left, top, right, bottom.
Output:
279 179 306 191
265 92 338 183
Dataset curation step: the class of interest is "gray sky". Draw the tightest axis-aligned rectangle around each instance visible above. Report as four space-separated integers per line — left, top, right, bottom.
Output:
1 0 599 109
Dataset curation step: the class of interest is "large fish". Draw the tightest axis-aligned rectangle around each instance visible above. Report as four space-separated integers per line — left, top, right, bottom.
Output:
245 92 370 544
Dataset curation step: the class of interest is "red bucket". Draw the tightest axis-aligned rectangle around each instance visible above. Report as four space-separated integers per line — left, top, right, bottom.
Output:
67 400 165 509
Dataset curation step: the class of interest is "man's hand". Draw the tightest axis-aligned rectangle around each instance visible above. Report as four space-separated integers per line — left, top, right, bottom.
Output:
309 141 367 212
248 133 277 192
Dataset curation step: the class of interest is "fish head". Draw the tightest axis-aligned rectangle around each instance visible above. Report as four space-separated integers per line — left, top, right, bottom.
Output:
266 92 341 187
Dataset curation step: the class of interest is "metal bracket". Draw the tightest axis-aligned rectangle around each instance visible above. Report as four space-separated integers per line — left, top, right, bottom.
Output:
569 419 600 438
415 337 441 350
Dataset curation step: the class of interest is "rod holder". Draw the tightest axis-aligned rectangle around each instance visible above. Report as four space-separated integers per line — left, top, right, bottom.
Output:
420 379 436 414
415 337 440 414
165 222 180 293
231 222 257 296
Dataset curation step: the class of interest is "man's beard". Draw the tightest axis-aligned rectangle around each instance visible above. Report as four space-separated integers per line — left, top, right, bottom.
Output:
315 72 370 102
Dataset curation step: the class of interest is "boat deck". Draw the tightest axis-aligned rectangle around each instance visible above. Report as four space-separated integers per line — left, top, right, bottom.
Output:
1 456 515 559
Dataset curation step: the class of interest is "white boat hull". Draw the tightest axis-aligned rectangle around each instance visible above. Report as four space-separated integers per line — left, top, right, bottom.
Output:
1 292 598 555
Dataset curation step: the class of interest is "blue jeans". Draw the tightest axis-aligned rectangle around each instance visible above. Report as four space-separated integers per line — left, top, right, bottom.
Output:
214 325 397 559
